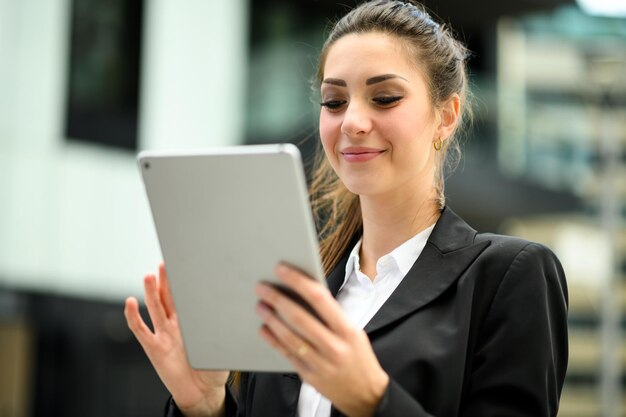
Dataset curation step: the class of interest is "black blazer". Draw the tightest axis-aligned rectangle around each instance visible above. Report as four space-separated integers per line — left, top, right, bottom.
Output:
167 207 568 417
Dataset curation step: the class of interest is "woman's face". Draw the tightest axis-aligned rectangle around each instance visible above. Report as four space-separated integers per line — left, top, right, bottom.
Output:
319 32 443 199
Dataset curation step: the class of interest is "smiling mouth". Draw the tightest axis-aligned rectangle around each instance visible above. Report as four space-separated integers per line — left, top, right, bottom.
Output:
340 149 385 162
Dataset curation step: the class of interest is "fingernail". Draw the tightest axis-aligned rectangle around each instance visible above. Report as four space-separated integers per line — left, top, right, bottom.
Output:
276 264 289 276
255 283 269 298
255 303 270 318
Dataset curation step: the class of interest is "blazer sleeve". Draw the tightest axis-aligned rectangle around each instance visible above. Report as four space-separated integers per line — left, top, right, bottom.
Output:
372 242 569 417
163 381 241 417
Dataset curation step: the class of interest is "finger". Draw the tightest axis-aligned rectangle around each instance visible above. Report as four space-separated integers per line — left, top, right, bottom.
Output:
256 283 337 355
124 296 154 347
259 307 334 378
258 325 317 375
143 274 168 330
256 302 308 353
256 304 323 372
275 264 351 335
158 263 176 318
258 323 292 359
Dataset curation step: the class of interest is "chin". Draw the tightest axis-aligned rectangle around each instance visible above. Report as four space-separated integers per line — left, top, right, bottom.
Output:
339 170 384 193
342 180 381 197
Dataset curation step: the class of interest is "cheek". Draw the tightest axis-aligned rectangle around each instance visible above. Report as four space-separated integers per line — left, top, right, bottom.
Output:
384 107 433 146
319 112 341 155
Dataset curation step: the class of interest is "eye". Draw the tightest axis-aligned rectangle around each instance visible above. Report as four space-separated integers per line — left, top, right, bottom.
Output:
320 99 347 112
373 96 403 107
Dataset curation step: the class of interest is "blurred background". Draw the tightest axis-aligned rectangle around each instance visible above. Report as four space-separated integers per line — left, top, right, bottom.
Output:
0 0 624 416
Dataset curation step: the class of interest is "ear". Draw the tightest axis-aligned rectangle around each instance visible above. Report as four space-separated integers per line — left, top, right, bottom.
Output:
436 94 461 141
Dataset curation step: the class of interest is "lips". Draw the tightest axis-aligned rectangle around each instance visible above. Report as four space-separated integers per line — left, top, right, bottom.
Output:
340 147 385 163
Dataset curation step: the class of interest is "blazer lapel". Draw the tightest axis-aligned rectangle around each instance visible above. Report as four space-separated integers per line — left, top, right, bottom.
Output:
327 254 349 297
363 208 490 334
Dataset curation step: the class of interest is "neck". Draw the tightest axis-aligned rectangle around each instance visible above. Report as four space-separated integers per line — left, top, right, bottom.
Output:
358 188 440 279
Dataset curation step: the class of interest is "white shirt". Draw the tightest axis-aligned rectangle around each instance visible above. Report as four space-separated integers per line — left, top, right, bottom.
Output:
297 224 436 417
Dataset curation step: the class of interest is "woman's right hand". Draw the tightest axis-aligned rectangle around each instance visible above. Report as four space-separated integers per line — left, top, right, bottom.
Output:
124 263 229 417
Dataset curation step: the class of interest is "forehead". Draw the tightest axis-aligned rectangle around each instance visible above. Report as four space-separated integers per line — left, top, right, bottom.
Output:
323 32 425 84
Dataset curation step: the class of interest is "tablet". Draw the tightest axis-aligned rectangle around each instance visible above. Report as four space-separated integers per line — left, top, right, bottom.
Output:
138 144 325 372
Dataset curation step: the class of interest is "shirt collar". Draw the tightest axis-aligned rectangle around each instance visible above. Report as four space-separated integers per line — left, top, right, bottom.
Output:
391 223 435 276
342 223 436 289
344 238 362 283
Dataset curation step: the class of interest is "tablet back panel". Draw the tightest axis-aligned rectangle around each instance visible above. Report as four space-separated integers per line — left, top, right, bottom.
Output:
138 144 324 372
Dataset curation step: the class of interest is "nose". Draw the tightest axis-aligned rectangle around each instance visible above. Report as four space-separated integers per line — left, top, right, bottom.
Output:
340 101 372 138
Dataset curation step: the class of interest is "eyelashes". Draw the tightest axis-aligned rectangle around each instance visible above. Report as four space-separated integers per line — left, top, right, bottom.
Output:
373 96 403 105
320 99 347 110
320 96 403 111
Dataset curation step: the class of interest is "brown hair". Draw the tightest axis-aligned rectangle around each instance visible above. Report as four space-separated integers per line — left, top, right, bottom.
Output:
312 0 472 276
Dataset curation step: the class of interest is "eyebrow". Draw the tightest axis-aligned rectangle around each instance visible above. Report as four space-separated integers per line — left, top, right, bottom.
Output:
322 78 347 86
322 74 408 87
366 74 408 85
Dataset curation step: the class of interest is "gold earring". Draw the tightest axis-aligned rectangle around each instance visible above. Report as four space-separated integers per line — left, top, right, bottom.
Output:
434 137 443 151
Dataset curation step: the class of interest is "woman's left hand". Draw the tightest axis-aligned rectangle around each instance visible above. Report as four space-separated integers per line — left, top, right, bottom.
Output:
255 264 389 417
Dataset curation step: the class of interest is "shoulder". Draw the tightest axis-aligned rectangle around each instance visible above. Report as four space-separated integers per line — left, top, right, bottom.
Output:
474 232 564 275
469 232 568 322
461 228 568 318
434 207 566 287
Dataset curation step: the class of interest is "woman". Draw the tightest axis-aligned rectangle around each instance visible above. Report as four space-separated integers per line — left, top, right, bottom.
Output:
125 1 568 416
